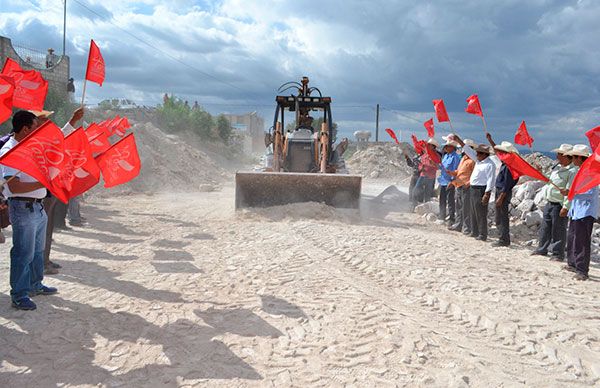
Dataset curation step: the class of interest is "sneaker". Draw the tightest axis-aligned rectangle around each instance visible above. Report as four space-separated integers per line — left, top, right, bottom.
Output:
31 286 58 296
463 230 471 235
475 235 487 241
12 297 37 310
44 266 59 275
530 251 547 257
491 241 510 247
563 265 576 273
69 220 84 227
574 273 589 281
549 256 564 262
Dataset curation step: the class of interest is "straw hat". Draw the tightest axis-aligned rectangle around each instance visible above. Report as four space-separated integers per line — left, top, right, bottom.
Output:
494 141 519 154
474 144 491 154
551 144 573 154
566 144 591 157
29 110 54 118
463 139 476 147
427 138 439 148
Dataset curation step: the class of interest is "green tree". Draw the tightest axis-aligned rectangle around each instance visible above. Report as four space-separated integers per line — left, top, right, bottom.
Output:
216 114 232 142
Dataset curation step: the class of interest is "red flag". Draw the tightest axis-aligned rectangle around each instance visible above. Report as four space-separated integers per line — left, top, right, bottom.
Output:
424 118 435 138
514 120 533 148
1 58 22 74
1 58 48 111
87 131 111 155
385 128 399 144
0 75 15 124
95 134 141 188
114 117 131 137
411 134 425 154
465 94 483 117
585 126 600 152
432 99 450 122
425 144 441 164
85 39 105 86
0 121 69 203
568 147 600 200
495 151 548 182
62 128 101 198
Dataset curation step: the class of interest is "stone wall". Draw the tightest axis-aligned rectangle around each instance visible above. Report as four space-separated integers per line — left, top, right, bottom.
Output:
0 36 70 94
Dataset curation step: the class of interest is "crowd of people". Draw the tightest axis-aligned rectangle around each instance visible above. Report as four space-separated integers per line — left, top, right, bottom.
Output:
405 133 598 282
1 108 86 311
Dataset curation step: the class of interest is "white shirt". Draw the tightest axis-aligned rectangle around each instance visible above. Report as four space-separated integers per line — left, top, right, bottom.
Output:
1 123 75 199
463 145 496 192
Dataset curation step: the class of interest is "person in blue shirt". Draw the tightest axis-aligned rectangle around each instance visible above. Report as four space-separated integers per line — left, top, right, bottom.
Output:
438 136 461 225
487 134 520 247
562 145 598 281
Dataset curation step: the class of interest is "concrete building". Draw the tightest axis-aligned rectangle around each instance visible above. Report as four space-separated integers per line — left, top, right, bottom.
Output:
223 112 265 153
0 36 70 93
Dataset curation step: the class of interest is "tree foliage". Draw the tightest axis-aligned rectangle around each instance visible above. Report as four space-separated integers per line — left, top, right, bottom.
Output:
156 95 233 143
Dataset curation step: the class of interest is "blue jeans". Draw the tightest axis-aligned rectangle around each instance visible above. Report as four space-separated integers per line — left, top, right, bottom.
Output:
9 200 47 302
67 196 81 223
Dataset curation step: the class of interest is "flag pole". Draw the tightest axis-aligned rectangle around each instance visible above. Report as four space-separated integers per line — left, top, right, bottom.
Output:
480 115 487 134
80 79 87 107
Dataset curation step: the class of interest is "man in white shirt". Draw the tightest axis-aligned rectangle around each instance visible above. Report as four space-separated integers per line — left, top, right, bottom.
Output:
1 111 57 310
453 135 496 241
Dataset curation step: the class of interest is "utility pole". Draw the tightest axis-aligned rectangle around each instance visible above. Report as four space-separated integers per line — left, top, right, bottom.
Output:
375 103 380 142
62 0 67 56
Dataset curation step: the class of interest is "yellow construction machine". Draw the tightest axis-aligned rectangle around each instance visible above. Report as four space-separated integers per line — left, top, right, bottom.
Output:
235 77 362 209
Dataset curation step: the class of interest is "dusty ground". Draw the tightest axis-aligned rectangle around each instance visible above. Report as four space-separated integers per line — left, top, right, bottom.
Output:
0 182 599 387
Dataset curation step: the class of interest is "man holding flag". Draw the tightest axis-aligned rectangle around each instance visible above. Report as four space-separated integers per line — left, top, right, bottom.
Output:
486 134 519 247
564 145 598 281
1 111 58 310
438 136 461 225
531 144 575 261
411 139 440 210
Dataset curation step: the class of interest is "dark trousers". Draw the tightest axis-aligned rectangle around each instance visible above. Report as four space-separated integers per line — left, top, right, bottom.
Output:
536 202 567 258
566 216 594 276
495 190 511 244
455 186 471 232
408 174 419 203
439 185 455 222
42 197 57 267
470 186 489 239
412 176 434 207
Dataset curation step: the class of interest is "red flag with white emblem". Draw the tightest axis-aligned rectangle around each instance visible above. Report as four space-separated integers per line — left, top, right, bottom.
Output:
1 58 48 111
95 133 141 188
62 128 101 198
0 121 69 202
85 40 105 86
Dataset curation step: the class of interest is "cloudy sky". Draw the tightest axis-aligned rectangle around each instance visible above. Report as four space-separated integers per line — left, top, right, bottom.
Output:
1 0 599 150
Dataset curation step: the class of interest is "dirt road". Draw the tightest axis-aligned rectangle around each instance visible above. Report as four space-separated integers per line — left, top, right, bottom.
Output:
0 183 599 387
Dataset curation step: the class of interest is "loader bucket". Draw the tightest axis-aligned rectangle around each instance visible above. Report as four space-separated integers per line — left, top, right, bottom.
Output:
235 171 362 209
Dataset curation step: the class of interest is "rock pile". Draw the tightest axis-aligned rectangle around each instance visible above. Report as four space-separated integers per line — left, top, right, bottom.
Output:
347 143 415 179
89 122 228 196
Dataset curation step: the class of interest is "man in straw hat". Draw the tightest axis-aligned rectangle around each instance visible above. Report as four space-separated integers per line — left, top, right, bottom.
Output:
411 138 440 209
563 144 598 281
531 144 575 260
452 134 496 241
438 135 461 225
487 133 519 247
448 139 476 234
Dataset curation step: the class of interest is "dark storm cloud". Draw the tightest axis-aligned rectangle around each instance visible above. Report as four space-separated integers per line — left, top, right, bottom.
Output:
3 0 600 148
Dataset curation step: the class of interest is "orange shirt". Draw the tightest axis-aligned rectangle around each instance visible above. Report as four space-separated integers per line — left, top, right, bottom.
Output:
452 156 475 187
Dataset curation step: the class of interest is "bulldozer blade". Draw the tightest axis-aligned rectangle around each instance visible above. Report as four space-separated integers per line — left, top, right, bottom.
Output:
235 171 362 209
